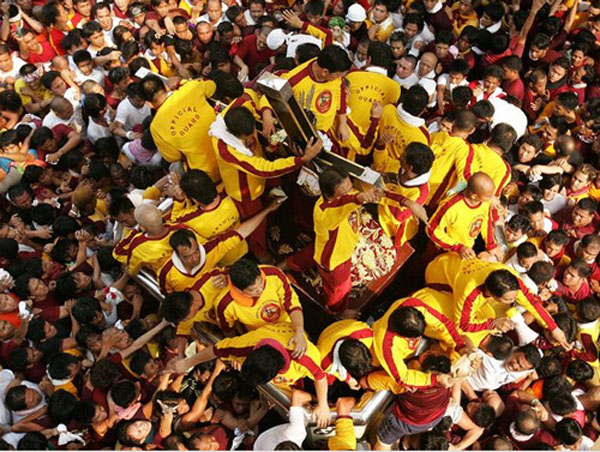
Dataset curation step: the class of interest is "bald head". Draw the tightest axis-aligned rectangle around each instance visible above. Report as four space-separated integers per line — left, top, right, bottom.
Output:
468 172 495 200
134 204 163 230
418 52 438 77
50 96 74 120
515 409 540 436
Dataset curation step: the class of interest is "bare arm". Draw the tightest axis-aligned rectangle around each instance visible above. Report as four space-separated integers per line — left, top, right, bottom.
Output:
119 319 170 359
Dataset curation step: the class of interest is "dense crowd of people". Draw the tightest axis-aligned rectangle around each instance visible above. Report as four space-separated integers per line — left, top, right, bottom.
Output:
1 0 600 449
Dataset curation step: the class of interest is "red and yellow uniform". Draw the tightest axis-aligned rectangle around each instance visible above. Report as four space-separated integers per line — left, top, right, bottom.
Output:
175 269 228 336
332 115 380 162
573 320 600 385
213 323 325 386
346 67 401 130
316 320 373 383
168 193 246 265
565 185 590 203
367 13 395 42
379 179 429 248
221 88 261 120
260 58 347 133
313 192 363 310
426 192 496 252
374 105 431 173
426 132 470 206
300 21 334 46
150 80 220 182
455 143 511 198
157 230 244 293
328 418 356 451
113 224 190 275
313 193 361 271
372 290 464 387
425 252 558 345
213 132 303 204
450 2 479 36
214 266 302 332
589 183 600 202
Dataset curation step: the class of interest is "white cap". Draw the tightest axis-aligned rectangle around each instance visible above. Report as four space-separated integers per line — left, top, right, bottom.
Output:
345 4 366 22
266 29 288 50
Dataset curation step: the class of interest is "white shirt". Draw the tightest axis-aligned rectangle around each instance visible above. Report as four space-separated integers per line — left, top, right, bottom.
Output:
393 71 419 89
10 380 46 423
542 194 568 216
115 97 151 131
466 349 534 392
285 34 322 58
490 97 528 139
42 110 72 129
74 67 106 87
102 18 119 47
87 117 111 143
253 406 307 450
0 55 26 80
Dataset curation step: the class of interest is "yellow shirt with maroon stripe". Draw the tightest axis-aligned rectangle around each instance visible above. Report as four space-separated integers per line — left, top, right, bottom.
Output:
175 269 227 336
113 224 190 275
378 180 429 248
426 193 495 252
313 193 362 271
150 80 220 181
157 230 244 293
260 58 347 133
168 193 246 265
455 143 512 198
213 132 303 203
215 266 302 331
425 252 558 345
374 105 431 173
426 131 470 206
213 323 325 386
222 88 261 120
372 289 465 388
346 68 401 130
316 319 374 382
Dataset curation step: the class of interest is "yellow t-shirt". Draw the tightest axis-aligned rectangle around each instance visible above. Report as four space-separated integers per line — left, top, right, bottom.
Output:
214 266 302 331
150 80 220 181
213 323 324 386
14 79 52 106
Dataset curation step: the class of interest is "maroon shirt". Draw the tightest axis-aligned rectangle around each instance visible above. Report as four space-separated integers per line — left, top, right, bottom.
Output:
502 77 525 103
236 34 275 78
392 385 450 425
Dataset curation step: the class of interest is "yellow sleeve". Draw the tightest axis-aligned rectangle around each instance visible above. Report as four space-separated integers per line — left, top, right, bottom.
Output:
150 122 181 163
300 22 333 46
318 194 363 229
373 147 400 174
204 232 244 268
169 198 194 222
365 370 404 393
327 418 356 451
426 203 462 252
216 141 303 179
143 185 162 201
125 250 143 275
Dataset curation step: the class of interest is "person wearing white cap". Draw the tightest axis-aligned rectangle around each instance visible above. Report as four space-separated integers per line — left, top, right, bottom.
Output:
265 28 321 59
345 3 370 51
157 199 284 293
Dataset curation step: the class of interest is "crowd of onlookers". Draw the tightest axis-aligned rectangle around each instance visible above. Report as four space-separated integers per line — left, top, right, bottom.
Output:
1 0 600 449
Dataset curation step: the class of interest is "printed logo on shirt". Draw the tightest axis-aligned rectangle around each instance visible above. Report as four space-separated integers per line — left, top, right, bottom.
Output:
469 217 483 238
315 91 333 113
260 302 282 323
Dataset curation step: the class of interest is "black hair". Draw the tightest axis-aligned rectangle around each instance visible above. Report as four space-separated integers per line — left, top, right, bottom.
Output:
75 400 96 426
501 55 523 72
555 418 582 446
472 100 494 119
527 261 555 286
229 258 261 290
516 242 537 260
72 296 102 325
339 339 373 380
520 344 542 369
316 45 351 73
111 381 137 407
490 123 517 154
421 354 451 373
547 229 568 246
484 270 519 298
420 431 449 450
17 432 48 450
403 12 424 32
487 334 514 360
550 393 577 416
566 359 594 383
483 2 504 22
224 106 255 137
404 142 434 175
402 85 429 117
90 358 121 389
241 346 285 386
295 43 321 63
48 352 79 380
570 258 592 278
180 169 218 205
537 356 562 378
471 404 496 428
389 306 425 338
140 75 166 102
130 350 153 376
48 390 78 424
448 58 470 76
209 70 244 102
0 238 18 261
576 297 600 323
212 370 241 403
26 317 46 342
507 214 531 234
5 386 27 411
318 167 348 199
367 41 391 68
161 292 193 323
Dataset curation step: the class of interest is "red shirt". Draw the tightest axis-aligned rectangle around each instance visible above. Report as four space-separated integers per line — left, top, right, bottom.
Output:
502 77 525 102
554 279 592 308
392 385 450 425
49 27 68 55
235 34 275 78
26 40 57 64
